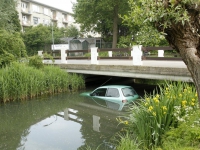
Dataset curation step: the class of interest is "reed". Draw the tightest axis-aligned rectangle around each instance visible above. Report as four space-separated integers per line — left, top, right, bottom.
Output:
0 62 85 103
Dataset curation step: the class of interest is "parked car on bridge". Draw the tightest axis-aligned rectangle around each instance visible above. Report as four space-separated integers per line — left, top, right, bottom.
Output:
80 85 139 111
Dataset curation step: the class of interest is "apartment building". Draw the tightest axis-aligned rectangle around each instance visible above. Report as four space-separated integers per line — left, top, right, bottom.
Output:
16 0 76 31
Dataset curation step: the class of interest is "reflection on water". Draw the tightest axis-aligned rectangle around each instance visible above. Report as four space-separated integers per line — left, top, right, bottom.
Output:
0 91 124 150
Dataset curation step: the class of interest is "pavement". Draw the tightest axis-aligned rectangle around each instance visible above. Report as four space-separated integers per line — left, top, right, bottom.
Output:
65 60 187 68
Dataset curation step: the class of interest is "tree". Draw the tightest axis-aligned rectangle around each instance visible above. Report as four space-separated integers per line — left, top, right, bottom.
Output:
64 25 80 37
125 0 200 104
0 30 26 67
23 25 54 55
9 10 22 32
73 0 130 48
0 0 21 32
23 24 65 55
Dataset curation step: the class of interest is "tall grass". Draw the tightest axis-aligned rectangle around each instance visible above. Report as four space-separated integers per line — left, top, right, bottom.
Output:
127 81 198 149
0 62 85 103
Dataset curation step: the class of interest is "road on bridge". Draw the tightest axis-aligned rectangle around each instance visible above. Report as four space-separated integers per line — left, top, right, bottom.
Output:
66 60 187 68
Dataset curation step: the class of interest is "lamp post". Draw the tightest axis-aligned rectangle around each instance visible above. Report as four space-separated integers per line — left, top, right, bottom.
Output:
35 12 54 50
50 19 54 50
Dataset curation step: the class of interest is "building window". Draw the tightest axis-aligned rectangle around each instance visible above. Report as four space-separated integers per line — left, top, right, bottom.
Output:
43 19 49 26
33 17 39 24
33 5 39 12
44 8 48 15
22 16 27 22
21 2 27 9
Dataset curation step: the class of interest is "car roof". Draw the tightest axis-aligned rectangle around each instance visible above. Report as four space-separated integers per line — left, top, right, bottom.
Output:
98 85 132 88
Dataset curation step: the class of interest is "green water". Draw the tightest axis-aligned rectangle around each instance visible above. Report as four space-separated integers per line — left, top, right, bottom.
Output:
0 91 124 150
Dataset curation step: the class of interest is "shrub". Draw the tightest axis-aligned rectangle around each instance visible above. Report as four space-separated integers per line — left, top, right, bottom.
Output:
0 30 27 67
127 81 198 149
28 55 44 69
162 110 200 150
115 133 141 150
0 51 15 68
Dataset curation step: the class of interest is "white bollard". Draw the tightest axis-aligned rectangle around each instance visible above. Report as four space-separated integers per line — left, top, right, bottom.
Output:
64 108 69 120
61 48 67 64
132 45 143 65
158 50 164 57
91 47 99 64
38 51 43 57
108 51 112 57
93 115 100 132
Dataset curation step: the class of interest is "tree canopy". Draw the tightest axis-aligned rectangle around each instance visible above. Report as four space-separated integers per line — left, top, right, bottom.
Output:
23 25 52 55
0 0 21 32
0 0 24 67
0 30 26 67
63 25 80 38
73 0 131 48
125 0 200 103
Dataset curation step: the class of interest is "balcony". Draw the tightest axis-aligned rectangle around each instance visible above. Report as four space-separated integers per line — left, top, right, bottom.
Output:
21 9 32 15
51 15 58 21
62 19 68 24
22 20 31 26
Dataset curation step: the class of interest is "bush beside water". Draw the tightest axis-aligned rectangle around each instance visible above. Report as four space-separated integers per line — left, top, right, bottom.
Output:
116 81 200 150
0 62 85 103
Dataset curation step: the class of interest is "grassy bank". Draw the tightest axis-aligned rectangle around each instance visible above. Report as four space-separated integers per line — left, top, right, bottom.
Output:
0 62 85 103
116 81 200 150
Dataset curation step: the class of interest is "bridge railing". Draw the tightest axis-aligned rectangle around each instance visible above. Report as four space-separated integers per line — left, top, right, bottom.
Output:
64 48 132 60
142 46 182 61
38 45 182 65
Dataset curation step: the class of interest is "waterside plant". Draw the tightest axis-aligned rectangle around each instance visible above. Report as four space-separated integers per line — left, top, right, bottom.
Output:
0 62 85 103
117 81 199 150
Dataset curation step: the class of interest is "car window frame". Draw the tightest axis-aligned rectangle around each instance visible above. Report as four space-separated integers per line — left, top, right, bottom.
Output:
121 87 136 97
105 88 120 98
90 88 107 97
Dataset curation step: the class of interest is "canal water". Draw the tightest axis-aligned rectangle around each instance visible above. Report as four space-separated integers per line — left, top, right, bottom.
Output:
0 79 156 150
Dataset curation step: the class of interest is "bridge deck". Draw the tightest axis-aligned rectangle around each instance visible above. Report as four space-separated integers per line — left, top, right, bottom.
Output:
64 60 187 68
57 60 192 82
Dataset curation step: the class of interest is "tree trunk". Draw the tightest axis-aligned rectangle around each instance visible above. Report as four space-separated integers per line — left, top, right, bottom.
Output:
112 5 118 49
162 19 200 105
180 47 200 105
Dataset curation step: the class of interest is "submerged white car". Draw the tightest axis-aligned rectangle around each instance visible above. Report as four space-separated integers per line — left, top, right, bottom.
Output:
80 85 139 111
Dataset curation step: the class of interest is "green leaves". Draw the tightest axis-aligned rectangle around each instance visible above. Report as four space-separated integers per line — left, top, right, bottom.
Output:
64 25 80 37
128 81 198 149
0 0 20 32
0 30 27 67
22 25 51 55
0 62 85 102
73 0 130 44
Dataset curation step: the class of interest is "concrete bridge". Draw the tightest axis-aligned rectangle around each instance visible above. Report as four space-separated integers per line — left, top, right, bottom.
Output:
57 60 192 82
39 46 193 82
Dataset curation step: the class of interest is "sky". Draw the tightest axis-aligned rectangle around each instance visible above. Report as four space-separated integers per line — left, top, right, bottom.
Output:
33 0 77 13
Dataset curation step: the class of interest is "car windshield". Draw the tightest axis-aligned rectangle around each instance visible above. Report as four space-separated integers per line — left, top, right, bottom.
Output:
122 87 137 97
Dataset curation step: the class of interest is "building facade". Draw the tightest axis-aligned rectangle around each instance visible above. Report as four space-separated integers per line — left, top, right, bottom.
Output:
16 0 76 31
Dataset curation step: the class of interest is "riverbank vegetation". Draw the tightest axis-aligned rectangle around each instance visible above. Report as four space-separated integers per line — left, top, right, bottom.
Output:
115 81 200 150
0 62 85 103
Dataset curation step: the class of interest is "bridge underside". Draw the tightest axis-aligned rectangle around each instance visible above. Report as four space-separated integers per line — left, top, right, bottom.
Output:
58 64 193 82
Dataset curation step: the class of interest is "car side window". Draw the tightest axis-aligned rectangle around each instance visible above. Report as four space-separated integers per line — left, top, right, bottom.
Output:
106 88 120 97
122 87 136 97
91 88 107 96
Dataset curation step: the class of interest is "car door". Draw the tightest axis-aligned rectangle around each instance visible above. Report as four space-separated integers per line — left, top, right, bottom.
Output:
89 88 108 107
104 88 122 110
